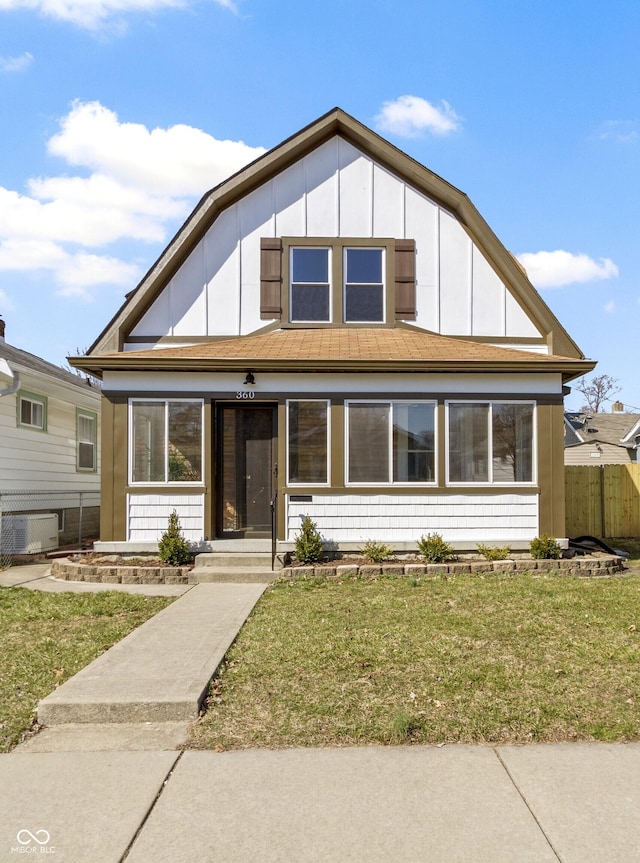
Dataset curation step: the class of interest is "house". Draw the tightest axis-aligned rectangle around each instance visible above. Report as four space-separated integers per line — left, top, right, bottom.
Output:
565 411 640 465
0 318 101 551
71 108 595 553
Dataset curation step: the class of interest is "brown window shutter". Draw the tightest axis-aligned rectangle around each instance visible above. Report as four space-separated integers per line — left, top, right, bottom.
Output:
260 238 282 320
394 239 416 320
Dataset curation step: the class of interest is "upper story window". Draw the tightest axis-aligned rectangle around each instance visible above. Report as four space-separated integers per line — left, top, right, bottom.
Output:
129 399 203 484
261 237 415 325
446 401 535 485
290 248 331 322
77 409 97 472
17 391 47 431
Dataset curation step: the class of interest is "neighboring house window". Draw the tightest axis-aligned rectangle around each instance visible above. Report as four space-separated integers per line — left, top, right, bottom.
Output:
287 400 329 484
346 401 436 484
17 391 47 431
447 401 535 484
77 409 97 471
260 237 416 323
130 399 203 484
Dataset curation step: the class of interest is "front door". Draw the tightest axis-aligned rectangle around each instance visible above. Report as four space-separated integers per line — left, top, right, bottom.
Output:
217 405 276 538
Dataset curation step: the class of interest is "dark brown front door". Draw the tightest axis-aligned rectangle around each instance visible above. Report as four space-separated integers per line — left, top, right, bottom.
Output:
217 405 276 537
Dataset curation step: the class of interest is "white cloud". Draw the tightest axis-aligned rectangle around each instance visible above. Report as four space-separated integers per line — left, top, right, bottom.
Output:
0 287 16 311
0 0 236 29
597 120 639 144
0 100 265 294
375 95 461 138
516 250 619 288
47 101 264 196
604 300 616 314
0 52 33 72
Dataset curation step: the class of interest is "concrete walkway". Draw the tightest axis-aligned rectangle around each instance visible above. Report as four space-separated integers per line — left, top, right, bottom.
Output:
2 565 640 861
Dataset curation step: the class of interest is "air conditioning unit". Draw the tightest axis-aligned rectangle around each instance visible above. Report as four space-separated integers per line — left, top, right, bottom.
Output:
1 513 59 554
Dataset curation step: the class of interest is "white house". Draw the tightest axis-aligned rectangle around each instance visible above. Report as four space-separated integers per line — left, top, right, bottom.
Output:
72 108 594 553
0 318 101 551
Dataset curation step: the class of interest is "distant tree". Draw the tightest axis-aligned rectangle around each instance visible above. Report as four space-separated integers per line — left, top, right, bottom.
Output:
574 374 621 413
62 347 102 388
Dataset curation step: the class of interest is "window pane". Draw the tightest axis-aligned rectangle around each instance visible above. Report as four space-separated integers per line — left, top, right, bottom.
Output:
292 248 329 282
449 403 489 482
344 248 383 322
132 401 165 483
492 404 533 482
20 399 31 425
168 402 202 481
288 401 328 483
344 285 383 322
291 284 330 321
349 403 389 482
346 248 382 283
79 441 94 470
393 404 435 482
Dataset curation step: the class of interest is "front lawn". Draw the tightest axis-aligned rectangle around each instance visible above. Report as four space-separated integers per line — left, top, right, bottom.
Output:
0 587 173 751
189 572 640 749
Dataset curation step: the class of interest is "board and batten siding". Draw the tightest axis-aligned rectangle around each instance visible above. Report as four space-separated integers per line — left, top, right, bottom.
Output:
285 493 539 543
128 137 540 345
127 494 204 542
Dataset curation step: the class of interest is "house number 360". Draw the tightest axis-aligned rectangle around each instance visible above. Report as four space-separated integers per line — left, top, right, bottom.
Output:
236 391 255 399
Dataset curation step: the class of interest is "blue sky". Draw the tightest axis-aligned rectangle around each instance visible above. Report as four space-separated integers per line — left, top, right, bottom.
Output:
0 0 638 411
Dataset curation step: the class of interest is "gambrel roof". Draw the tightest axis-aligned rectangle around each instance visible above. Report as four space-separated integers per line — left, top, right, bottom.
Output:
81 108 588 365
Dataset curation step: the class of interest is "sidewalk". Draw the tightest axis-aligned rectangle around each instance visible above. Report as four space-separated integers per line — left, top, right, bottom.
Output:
2 566 640 861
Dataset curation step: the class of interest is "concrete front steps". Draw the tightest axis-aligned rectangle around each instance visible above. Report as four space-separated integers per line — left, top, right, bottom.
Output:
190 546 284 583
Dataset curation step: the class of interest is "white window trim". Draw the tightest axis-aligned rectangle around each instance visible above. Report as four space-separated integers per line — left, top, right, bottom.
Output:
76 408 97 472
345 399 437 486
445 399 537 486
286 399 330 486
128 398 205 486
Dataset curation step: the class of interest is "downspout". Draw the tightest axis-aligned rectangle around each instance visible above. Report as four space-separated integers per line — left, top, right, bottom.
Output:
0 359 19 397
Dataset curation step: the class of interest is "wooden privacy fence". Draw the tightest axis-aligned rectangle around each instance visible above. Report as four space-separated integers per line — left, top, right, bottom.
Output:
565 464 640 538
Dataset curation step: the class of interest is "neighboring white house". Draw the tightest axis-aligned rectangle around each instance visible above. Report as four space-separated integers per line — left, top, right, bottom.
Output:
0 318 101 551
72 108 594 552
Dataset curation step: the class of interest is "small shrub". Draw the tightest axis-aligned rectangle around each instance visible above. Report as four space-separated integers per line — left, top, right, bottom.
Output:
158 510 192 566
477 543 511 561
360 540 393 563
417 532 454 563
530 534 562 560
295 516 324 564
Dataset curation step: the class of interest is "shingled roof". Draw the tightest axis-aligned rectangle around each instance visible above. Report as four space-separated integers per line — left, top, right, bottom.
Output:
73 327 594 378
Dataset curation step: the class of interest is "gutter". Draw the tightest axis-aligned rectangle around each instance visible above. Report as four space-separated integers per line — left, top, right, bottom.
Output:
0 358 19 397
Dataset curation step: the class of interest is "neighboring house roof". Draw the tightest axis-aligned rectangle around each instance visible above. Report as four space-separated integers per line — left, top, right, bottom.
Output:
78 327 594 377
85 107 587 361
564 412 640 449
0 339 96 392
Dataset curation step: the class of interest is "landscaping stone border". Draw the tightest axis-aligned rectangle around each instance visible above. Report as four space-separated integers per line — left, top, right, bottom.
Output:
50 559 192 585
284 556 625 579
50 555 625 584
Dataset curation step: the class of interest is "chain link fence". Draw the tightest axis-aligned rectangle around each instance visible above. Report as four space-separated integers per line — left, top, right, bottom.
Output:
0 490 100 570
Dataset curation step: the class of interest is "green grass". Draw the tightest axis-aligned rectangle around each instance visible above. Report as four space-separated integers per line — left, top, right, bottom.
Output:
189 572 640 750
0 587 172 751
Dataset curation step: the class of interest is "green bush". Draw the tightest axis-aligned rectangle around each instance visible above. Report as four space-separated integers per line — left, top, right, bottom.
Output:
360 540 393 563
417 532 454 563
529 534 562 560
158 510 192 566
477 543 511 561
295 516 324 564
